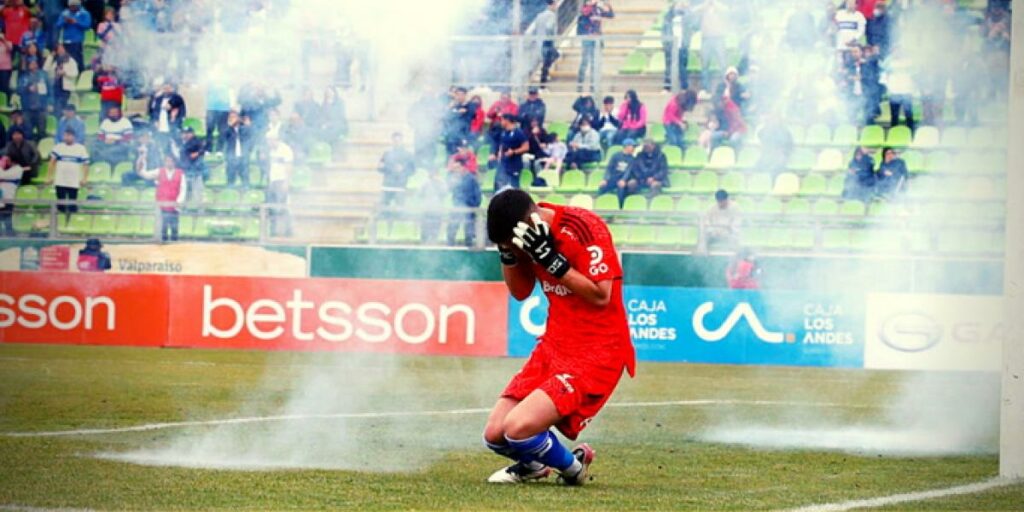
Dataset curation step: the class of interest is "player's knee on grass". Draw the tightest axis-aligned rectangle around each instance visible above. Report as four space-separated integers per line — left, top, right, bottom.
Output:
483 420 506 446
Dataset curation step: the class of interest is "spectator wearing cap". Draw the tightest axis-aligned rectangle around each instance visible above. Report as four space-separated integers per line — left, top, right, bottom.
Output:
701 189 741 251
593 95 620 149
490 113 529 191
223 110 253 188
563 118 602 170
57 104 86 147
92 105 134 169
378 132 416 208
178 127 207 203
0 155 24 236
56 0 91 69
43 43 79 114
46 127 90 221
3 127 40 181
632 139 669 197
518 88 546 129
137 153 186 242
16 59 48 141
598 138 638 207
77 238 112 272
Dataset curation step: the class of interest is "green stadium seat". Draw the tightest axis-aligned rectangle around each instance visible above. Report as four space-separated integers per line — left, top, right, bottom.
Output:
622 195 648 212
619 51 649 75
519 170 535 189
241 218 261 241
885 126 912 147
76 92 102 113
584 172 603 192
557 170 586 193
736 147 759 169
13 211 41 234
481 169 496 193
681 147 708 169
214 188 241 212
867 200 891 216
706 146 735 170
386 221 420 243
547 122 569 140
75 70 94 93
941 127 967 148
839 200 866 216
663 146 684 168
46 115 58 135
719 172 744 194
804 123 832 146
134 216 155 237
911 126 940 149
785 197 812 216
653 225 683 246
665 171 691 193
607 224 628 242
207 218 243 238
594 194 619 210
81 185 110 210
544 194 567 205
84 116 99 136
113 161 135 181
38 137 55 157
812 149 844 172
927 150 954 173
568 194 593 209
791 229 816 250
826 174 845 196
903 150 925 173
967 127 1002 149
799 174 827 196
38 187 57 208
628 225 656 246
746 173 772 195
60 214 93 235
756 197 784 215
823 230 851 250
87 162 113 183
788 125 807 145
115 215 140 236
307 142 332 166
15 184 38 205
675 196 701 213
648 195 674 212
110 187 139 210
786 148 815 172
647 123 666 143
91 214 117 235
832 124 857 146
691 170 719 194
244 190 266 206
536 169 559 190
772 173 800 195
183 117 206 137
859 125 885 147
813 198 839 215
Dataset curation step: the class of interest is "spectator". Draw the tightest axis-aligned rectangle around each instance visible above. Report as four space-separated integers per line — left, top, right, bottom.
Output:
532 0 560 86
92 105 133 168
840 45 866 120
597 138 637 207
715 67 750 112
137 153 186 242
178 127 206 203
149 81 186 147
0 155 24 236
3 127 40 181
448 139 479 175
0 35 11 105
6 111 30 144
18 16 43 53
884 59 915 132
443 86 476 155
265 136 294 237
865 1 891 57
538 132 567 174
46 128 90 221
223 111 253 188
576 0 614 93
718 96 747 144
2 0 31 51
662 1 690 92
56 104 86 147
876 147 907 198
842 146 876 201
377 132 416 207
205 81 232 153
76 238 112 272
490 113 529 191
632 138 669 198
447 151 482 247
726 248 760 289
124 129 162 186
95 65 125 122
692 0 731 92
486 91 519 149
567 93 599 143
96 7 122 49
17 41 39 71
755 115 794 175
44 44 79 114
834 0 866 50
698 115 727 152
40 0 62 52
408 90 444 168
593 95 620 148
563 118 602 170
518 88 546 129
663 90 693 152
701 189 741 251
55 0 91 69
525 118 548 172
614 89 647 144
469 94 486 143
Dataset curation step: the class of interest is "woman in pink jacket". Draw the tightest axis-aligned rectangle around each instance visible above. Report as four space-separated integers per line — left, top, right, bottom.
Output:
613 89 647 144
662 90 695 152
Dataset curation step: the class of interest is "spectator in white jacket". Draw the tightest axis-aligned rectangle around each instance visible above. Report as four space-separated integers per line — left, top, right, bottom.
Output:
0 155 24 236
834 0 866 50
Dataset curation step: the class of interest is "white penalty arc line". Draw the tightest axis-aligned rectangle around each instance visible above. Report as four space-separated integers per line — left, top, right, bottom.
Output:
785 477 1019 512
1 399 868 438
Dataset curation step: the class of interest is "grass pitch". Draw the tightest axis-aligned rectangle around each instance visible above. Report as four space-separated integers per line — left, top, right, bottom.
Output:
0 343 1021 511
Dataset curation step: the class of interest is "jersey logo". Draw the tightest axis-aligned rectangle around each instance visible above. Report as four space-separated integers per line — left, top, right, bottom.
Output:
692 302 785 343
555 373 576 394
587 245 609 276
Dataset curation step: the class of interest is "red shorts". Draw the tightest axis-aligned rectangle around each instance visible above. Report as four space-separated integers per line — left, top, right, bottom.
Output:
500 343 625 440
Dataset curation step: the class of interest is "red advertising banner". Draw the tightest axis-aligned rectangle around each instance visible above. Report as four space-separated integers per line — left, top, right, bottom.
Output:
0 271 169 346
0 272 509 357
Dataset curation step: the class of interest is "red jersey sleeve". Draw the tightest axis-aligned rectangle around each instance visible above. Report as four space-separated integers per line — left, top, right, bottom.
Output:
548 205 622 283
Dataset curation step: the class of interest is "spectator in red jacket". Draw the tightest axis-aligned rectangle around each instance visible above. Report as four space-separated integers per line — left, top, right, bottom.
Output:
2 0 32 50
468 94 486 143
448 140 479 175
726 249 761 289
486 91 519 149
95 65 125 119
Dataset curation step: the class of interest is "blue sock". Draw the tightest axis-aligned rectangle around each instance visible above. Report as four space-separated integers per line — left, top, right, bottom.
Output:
484 438 518 461
505 431 576 472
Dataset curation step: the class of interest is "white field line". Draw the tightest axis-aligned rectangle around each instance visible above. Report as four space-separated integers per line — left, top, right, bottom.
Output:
785 477 1019 512
1 399 870 438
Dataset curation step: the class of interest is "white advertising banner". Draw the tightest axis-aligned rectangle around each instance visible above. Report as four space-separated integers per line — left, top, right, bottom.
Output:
865 293 1004 372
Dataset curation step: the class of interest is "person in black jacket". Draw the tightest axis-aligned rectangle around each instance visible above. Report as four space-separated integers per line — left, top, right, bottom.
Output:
842 146 876 201
178 127 207 203
567 94 599 143
593 95 620 148
876 147 907 197
77 238 112 273
223 111 253 188
443 87 477 155
3 128 40 181
518 88 546 129
632 139 669 197
597 138 637 208
148 82 186 148
378 132 416 208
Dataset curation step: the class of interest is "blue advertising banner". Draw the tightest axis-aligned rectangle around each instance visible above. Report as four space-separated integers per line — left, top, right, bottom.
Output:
508 285 865 368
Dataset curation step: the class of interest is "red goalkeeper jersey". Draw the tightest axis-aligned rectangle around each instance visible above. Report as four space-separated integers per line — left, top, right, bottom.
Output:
530 203 635 377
